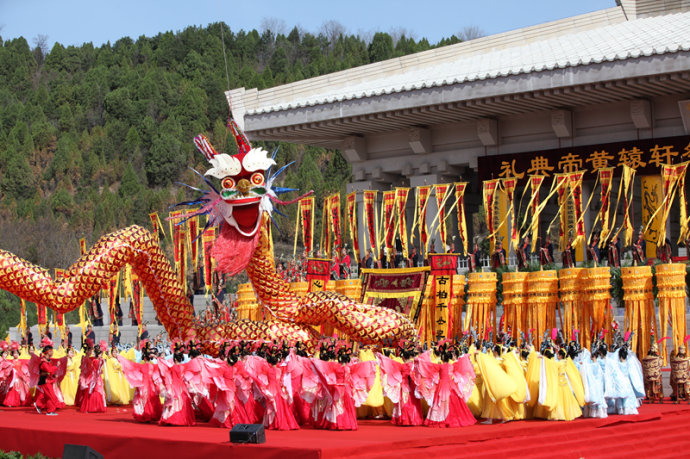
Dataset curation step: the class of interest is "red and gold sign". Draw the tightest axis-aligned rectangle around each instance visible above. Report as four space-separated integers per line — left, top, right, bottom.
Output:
306 258 331 292
360 267 430 321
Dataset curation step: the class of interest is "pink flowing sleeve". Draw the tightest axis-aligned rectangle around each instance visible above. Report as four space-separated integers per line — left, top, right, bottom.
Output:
450 355 476 401
377 354 403 404
412 358 440 405
117 355 145 388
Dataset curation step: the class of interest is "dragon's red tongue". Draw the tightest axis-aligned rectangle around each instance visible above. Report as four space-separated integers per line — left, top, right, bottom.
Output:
233 204 260 234
212 223 261 276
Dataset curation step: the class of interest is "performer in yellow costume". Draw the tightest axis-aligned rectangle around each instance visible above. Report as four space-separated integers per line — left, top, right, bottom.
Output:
59 347 81 406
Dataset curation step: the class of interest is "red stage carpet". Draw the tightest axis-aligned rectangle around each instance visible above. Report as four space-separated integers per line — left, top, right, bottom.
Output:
1 403 690 458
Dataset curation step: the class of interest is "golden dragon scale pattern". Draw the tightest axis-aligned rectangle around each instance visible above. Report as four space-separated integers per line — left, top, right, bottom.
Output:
0 216 417 351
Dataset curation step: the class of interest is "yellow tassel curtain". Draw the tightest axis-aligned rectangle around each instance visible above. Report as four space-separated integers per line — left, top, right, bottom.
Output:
656 263 687 365
501 271 528 338
527 270 559 348
465 272 497 340
558 268 584 343
621 266 656 358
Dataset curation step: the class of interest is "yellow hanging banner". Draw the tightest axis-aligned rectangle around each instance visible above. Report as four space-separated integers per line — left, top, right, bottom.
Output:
641 175 663 258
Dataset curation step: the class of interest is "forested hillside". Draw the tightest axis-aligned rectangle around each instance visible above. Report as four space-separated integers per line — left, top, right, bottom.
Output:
0 22 463 334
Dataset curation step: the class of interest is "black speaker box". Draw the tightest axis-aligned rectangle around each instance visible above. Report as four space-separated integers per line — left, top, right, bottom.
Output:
230 423 266 444
63 444 103 459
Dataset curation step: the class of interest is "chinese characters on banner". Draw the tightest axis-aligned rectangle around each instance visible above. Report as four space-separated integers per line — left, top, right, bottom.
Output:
479 135 690 182
363 190 379 259
395 188 410 258
416 186 431 255
346 193 359 261
454 183 469 254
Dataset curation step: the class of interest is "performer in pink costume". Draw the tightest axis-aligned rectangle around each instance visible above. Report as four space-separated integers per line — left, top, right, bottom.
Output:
208 343 251 428
117 340 162 423
413 342 477 428
3 342 31 407
244 342 299 431
303 340 375 430
154 342 195 426
377 341 424 426
181 340 218 422
77 340 107 413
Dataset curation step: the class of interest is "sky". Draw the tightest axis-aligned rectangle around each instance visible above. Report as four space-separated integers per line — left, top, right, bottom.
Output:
0 0 617 49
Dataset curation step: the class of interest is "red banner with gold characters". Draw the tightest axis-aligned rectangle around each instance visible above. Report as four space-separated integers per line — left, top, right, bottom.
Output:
382 190 397 253
434 184 451 249
568 172 586 248
599 167 614 247
454 182 468 254
187 215 199 272
483 179 500 248
321 196 330 255
528 175 545 252
502 178 518 252
149 212 165 242
363 190 378 259
299 196 315 256
202 227 215 294
329 194 342 251
306 258 331 291
556 174 569 250
346 192 359 261
395 188 410 258
429 254 459 341
416 186 431 253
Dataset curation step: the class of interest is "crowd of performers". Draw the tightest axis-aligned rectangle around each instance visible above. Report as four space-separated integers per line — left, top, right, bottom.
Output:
273 225 668 282
4 328 686 430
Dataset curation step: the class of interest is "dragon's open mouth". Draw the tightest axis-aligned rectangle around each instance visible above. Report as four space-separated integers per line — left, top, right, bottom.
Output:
221 197 263 237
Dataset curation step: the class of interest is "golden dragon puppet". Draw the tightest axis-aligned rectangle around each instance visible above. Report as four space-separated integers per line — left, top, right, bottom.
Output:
0 121 417 352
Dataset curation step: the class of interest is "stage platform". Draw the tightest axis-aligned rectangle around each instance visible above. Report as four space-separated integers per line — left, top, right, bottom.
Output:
2 403 690 459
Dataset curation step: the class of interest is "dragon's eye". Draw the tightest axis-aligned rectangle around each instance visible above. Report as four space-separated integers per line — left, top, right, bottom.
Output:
250 172 265 186
222 177 235 189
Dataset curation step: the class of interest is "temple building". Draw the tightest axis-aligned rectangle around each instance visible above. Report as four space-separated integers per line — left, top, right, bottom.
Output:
227 0 690 262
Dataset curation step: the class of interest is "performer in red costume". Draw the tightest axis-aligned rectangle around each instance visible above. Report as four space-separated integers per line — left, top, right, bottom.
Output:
76 339 107 413
117 340 162 423
33 337 65 415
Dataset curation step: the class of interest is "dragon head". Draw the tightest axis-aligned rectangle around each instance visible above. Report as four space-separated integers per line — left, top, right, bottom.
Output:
194 122 275 238
182 121 310 276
